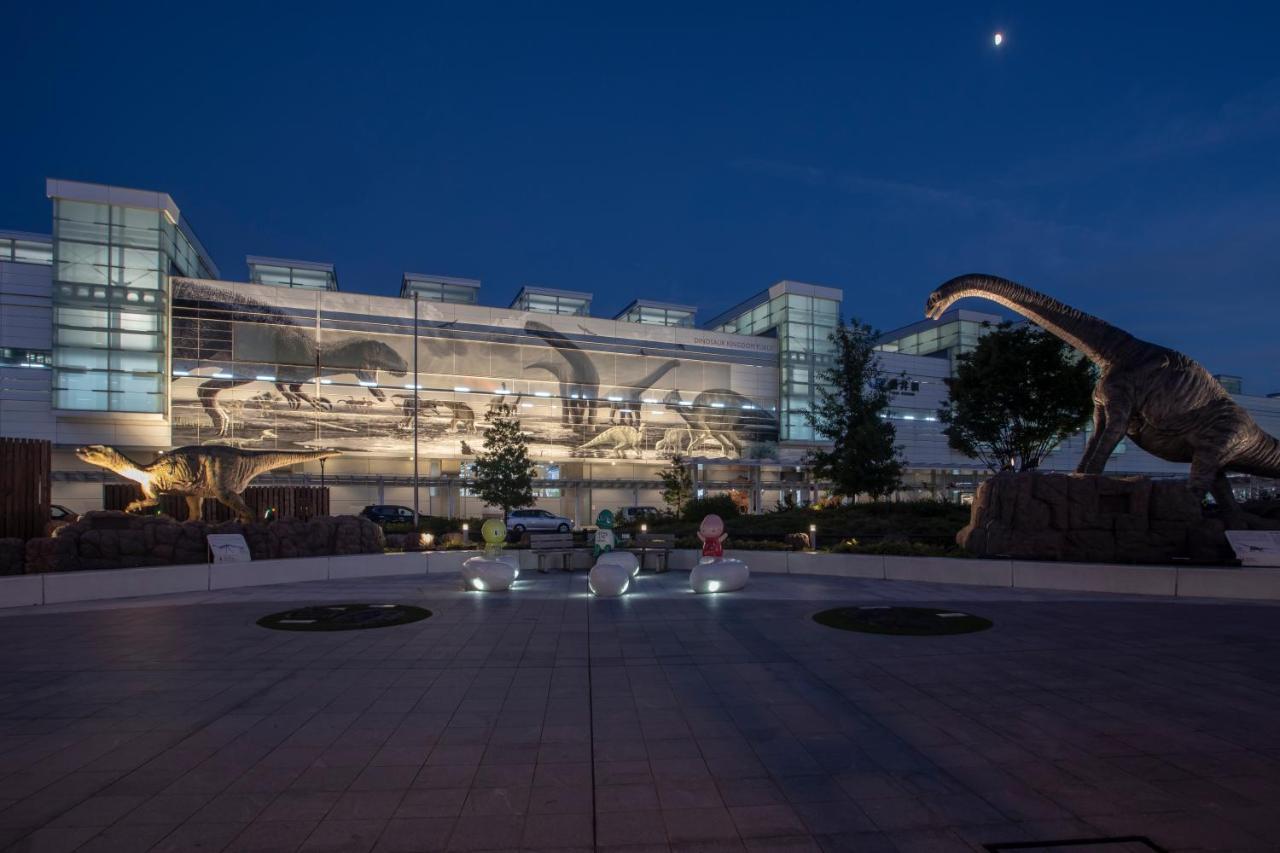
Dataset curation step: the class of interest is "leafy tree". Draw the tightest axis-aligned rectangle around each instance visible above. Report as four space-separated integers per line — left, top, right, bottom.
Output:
658 455 693 515
806 320 904 500
939 322 1096 472
473 403 536 514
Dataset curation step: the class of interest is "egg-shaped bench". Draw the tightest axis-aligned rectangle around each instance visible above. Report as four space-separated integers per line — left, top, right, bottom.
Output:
588 561 632 597
690 558 750 594
594 550 640 577
462 556 518 591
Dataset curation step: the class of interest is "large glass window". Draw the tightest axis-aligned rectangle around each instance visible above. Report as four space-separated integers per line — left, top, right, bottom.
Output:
51 199 177 413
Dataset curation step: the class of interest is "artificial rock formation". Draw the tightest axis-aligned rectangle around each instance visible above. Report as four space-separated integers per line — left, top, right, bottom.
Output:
23 511 384 573
958 472 1235 564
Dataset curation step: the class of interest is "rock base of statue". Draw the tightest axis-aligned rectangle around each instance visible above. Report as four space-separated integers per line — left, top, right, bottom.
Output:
22 511 385 574
957 471 1249 564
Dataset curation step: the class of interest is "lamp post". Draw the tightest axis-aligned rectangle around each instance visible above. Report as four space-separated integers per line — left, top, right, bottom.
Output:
462 522 469 545
809 523 817 551
412 292 420 530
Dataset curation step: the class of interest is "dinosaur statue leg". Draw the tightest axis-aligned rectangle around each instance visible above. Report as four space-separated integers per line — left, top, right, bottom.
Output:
124 495 160 514
1077 403 1131 474
1209 471 1248 529
184 495 203 522
217 491 255 524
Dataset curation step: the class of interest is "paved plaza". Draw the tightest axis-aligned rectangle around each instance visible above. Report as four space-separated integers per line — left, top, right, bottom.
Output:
1 570 1279 853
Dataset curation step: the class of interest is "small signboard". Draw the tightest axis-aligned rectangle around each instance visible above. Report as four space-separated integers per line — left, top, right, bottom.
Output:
1225 531 1280 567
207 533 252 564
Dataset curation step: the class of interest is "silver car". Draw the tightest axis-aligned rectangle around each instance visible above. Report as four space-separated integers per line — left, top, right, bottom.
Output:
505 508 573 534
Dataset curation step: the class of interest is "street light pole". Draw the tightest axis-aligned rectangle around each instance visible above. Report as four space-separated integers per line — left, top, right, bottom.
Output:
412 292 420 529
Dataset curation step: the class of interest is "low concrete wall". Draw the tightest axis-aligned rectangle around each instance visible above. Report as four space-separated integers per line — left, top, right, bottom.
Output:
3 548 1279 609
2 551 434 608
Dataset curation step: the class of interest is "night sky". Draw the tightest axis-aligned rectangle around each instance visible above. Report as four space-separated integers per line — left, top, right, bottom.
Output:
3 2 1277 392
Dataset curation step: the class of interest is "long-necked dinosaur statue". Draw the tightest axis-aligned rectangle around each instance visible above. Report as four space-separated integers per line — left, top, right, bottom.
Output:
76 444 341 523
926 274 1280 518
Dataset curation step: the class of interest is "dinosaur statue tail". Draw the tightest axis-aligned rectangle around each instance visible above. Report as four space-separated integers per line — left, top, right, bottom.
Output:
1233 427 1280 479
244 449 342 472
924 273 1140 365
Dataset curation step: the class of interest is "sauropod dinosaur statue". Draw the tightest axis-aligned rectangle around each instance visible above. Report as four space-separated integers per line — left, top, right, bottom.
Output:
925 274 1280 518
76 444 341 523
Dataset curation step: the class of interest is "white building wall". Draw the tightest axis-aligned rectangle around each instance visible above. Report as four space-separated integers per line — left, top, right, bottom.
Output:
0 260 54 439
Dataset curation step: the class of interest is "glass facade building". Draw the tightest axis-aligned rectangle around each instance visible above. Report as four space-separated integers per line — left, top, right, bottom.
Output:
876 308 997 364
0 231 52 265
5 178 1277 518
510 286 592 316
400 273 480 305
47 180 217 414
615 300 696 327
706 281 842 441
246 256 338 291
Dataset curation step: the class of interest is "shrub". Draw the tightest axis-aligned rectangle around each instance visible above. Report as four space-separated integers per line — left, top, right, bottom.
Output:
831 538 965 558
681 495 741 523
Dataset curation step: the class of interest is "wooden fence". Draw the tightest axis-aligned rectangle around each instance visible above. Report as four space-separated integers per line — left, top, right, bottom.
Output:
0 438 51 540
103 485 330 522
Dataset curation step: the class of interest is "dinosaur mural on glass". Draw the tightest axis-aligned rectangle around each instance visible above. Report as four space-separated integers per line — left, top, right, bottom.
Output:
170 281 779 460
173 282 408 435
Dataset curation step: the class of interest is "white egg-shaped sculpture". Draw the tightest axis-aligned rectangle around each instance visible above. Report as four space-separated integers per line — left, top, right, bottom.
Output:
495 552 520 578
462 556 517 591
588 561 631 597
690 558 750 594
595 549 640 577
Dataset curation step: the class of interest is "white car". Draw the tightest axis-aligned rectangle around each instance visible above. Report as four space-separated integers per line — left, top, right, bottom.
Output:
505 509 573 534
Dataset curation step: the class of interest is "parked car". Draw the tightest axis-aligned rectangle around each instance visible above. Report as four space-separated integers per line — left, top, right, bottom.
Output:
50 505 79 524
617 506 660 523
505 508 573 534
360 505 417 526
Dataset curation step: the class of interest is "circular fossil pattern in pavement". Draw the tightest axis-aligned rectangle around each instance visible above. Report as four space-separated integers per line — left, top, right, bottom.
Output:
813 605 992 635
257 603 432 631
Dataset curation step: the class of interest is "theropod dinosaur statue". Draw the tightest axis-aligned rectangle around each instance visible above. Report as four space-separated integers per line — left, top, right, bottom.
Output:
926 274 1280 516
76 444 341 523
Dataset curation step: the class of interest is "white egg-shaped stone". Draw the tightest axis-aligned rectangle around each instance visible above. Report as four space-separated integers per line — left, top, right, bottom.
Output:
690 558 749 594
589 561 631 597
462 556 517 591
595 550 640 577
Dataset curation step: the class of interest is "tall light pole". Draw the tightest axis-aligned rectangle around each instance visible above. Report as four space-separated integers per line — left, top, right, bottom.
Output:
412 292 420 528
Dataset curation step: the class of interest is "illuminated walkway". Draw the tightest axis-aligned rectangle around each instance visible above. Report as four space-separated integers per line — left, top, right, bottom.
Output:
1 571 1278 852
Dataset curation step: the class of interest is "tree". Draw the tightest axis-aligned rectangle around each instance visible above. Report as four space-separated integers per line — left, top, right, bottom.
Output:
805 320 904 500
939 322 1096 472
473 403 536 514
658 455 693 515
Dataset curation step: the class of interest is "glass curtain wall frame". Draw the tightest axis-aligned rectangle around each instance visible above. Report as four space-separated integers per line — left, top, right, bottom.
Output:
712 291 839 441
51 198 213 413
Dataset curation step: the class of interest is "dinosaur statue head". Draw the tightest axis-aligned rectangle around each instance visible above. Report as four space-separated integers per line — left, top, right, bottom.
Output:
925 273 1007 320
76 444 152 486
75 444 133 472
